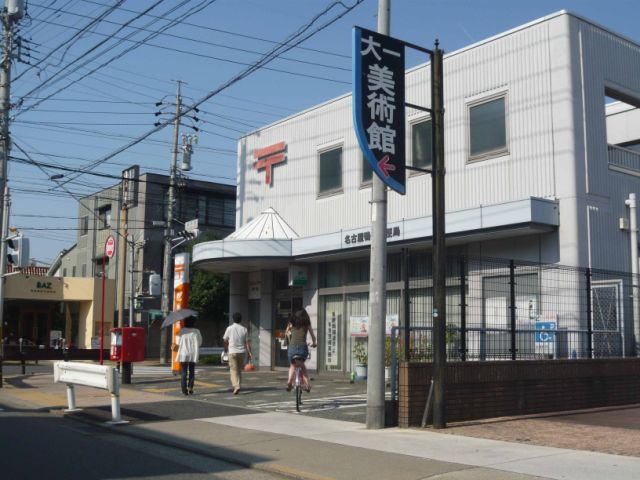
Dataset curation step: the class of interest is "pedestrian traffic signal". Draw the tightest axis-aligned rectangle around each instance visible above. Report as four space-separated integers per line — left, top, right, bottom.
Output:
7 233 29 267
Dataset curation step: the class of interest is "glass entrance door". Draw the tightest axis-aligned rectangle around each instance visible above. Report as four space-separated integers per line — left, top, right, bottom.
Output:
273 270 303 368
273 294 303 367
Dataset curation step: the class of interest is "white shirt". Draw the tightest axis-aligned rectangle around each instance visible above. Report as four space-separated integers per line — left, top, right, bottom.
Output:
223 323 248 354
176 328 202 363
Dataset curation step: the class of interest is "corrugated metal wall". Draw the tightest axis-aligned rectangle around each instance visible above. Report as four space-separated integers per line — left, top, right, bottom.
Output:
236 13 640 274
576 18 640 271
237 17 562 238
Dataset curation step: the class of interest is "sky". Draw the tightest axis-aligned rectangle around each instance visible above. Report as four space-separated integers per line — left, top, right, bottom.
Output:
9 0 640 264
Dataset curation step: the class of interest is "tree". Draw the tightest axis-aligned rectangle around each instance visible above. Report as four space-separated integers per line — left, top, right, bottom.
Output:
189 268 229 323
185 232 230 342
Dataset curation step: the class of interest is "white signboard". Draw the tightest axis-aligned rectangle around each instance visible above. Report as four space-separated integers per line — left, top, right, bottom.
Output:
325 310 339 367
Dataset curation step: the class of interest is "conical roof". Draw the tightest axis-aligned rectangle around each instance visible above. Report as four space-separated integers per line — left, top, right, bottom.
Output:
229 207 298 240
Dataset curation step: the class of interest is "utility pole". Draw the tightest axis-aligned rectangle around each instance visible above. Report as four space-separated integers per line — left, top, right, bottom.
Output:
366 0 390 430
431 44 446 428
117 193 128 329
0 1 24 388
159 81 183 363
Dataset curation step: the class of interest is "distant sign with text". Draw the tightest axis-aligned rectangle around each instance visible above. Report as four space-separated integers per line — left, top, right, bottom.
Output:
353 26 406 194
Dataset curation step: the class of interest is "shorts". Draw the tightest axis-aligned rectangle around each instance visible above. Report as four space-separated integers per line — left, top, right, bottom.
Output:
288 344 309 364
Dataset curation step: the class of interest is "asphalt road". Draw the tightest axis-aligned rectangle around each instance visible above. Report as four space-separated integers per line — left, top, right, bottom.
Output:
0 409 287 480
127 365 373 423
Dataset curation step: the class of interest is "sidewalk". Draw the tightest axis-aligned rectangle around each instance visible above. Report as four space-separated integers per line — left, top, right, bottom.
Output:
1 371 639 480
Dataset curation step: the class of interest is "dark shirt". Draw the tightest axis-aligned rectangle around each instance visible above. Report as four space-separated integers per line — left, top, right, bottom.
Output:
289 325 308 346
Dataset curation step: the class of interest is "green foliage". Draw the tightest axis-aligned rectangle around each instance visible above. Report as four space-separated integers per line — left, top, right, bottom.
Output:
352 341 368 365
187 233 230 325
199 354 221 365
385 336 404 367
189 268 229 322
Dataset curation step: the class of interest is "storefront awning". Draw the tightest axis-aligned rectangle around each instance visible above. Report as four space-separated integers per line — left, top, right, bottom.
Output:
193 197 559 273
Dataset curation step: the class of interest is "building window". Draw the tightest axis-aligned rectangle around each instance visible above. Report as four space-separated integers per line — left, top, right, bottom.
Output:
80 216 88 236
469 95 507 160
411 119 432 171
198 196 207 224
81 264 86 277
207 197 224 225
62 268 67 277
97 205 111 229
223 198 235 226
318 146 342 196
361 154 373 185
72 266 76 277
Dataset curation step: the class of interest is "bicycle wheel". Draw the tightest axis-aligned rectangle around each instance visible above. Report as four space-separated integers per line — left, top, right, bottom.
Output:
295 385 302 412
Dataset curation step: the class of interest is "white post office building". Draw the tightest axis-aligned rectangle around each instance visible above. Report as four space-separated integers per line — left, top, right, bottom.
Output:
194 11 640 372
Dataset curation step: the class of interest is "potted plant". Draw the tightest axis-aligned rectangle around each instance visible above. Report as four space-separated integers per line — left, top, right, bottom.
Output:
352 341 368 379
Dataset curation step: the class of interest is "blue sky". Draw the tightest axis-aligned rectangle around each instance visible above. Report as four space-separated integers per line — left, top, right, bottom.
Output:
10 0 640 264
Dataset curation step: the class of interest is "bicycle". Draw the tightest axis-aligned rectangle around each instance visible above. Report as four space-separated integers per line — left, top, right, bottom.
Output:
290 347 313 412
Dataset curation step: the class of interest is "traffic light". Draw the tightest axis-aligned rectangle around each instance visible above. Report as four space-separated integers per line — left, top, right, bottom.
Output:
176 229 199 240
7 233 29 268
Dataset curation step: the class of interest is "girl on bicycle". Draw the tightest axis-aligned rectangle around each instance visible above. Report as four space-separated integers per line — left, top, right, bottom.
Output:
285 308 317 392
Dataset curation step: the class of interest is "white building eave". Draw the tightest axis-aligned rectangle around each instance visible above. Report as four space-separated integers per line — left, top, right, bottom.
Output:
193 197 559 273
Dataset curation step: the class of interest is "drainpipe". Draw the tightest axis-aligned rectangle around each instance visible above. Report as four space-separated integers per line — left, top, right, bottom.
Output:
625 193 639 356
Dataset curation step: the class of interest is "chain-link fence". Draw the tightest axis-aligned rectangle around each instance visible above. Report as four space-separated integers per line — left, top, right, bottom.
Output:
399 254 636 361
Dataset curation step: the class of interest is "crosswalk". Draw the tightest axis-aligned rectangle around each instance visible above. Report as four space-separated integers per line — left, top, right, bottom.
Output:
248 393 368 413
130 366 199 376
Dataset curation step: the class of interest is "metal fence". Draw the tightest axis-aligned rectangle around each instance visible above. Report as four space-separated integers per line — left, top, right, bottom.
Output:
396 254 636 362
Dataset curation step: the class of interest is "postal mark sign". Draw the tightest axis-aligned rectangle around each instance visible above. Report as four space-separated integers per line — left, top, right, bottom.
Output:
353 27 406 194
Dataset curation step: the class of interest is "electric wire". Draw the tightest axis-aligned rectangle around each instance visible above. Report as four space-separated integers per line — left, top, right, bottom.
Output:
55 0 365 186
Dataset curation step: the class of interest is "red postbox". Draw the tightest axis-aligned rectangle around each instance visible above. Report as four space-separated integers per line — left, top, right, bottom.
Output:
109 327 145 362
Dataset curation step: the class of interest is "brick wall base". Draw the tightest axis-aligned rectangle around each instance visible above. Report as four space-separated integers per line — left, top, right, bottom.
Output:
398 359 640 427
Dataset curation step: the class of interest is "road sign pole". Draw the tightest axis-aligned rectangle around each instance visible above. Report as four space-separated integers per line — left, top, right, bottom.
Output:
102 236 116 365
100 253 106 364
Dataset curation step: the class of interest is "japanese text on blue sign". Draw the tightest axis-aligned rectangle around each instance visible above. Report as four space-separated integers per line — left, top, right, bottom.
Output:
353 27 406 194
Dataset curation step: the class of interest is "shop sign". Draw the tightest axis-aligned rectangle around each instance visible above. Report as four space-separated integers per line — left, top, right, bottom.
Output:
30 279 59 295
353 26 406 194
350 315 369 337
288 264 308 286
254 141 287 185
344 225 401 246
350 314 399 337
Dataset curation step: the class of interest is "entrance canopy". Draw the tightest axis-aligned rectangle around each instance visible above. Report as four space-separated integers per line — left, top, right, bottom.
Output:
193 198 559 273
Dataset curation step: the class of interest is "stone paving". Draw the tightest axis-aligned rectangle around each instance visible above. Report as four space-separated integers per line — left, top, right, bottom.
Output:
442 405 640 457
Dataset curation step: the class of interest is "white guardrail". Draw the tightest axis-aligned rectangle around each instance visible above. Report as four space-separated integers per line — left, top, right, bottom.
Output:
53 362 127 425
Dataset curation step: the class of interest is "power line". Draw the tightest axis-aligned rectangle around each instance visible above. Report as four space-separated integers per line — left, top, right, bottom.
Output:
16 0 125 82
28 3 351 73
16 0 194 112
56 0 365 186
76 0 351 60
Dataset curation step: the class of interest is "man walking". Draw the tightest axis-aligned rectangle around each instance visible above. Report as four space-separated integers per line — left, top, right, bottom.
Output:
223 312 252 394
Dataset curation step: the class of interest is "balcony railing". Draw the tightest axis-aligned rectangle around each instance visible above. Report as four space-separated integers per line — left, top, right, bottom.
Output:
608 144 640 175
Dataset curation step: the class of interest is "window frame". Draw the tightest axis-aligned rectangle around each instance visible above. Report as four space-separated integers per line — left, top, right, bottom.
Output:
360 152 373 188
409 115 433 176
317 143 344 198
79 216 89 236
97 205 111 230
467 92 509 163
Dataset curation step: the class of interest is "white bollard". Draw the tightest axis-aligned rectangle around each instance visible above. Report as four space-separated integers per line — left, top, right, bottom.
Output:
64 385 81 413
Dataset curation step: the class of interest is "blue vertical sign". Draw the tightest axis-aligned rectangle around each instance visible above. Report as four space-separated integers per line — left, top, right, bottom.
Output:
353 27 406 195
